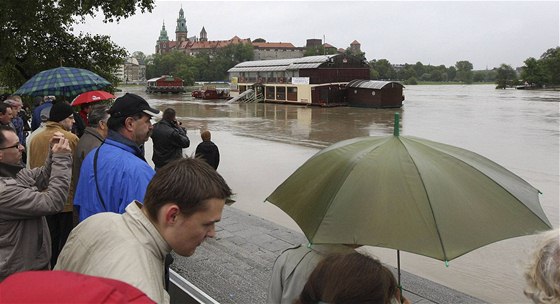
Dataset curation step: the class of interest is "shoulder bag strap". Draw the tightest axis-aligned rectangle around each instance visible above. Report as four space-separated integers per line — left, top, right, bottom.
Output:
93 141 107 211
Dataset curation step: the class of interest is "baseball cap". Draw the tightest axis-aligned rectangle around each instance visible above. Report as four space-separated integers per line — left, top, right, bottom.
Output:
107 93 161 119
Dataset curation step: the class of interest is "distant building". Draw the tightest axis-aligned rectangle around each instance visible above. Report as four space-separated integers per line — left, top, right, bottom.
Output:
155 7 364 62
116 57 146 84
252 42 304 60
155 8 303 60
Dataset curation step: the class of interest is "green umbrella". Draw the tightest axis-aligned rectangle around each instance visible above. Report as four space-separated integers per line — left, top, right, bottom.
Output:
15 67 111 98
266 113 551 288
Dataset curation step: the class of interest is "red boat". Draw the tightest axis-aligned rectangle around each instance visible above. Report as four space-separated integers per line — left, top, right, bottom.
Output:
191 85 230 100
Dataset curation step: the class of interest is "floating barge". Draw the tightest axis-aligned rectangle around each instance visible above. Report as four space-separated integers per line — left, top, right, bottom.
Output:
227 54 404 108
146 75 186 94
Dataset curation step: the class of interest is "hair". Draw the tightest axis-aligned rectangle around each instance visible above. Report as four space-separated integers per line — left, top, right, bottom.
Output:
524 229 560 304
143 157 232 221
296 252 398 304
106 112 145 132
0 125 16 146
88 104 109 126
201 130 211 141
0 103 11 115
162 108 176 121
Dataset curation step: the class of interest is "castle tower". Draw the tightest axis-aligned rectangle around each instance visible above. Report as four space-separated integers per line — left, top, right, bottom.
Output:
350 40 361 55
175 7 188 42
156 21 170 54
200 26 207 42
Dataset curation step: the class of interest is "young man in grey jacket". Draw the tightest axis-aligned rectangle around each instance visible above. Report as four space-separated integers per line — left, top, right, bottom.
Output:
0 126 72 281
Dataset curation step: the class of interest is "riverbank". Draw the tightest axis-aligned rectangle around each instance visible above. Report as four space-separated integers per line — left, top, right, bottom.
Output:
171 205 486 304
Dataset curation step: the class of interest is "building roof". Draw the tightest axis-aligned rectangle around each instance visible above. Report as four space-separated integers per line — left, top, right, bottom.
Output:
252 42 296 49
351 40 361 45
177 36 251 51
228 55 339 73
346 80 404 90
147 75 183 83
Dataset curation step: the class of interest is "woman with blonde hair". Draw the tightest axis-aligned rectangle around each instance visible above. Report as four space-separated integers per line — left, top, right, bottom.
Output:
524 228 560 304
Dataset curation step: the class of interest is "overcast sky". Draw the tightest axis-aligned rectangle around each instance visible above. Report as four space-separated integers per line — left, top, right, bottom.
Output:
72 1 559 70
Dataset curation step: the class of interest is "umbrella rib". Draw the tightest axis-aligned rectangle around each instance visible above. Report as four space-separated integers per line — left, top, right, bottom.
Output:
399 137 449 261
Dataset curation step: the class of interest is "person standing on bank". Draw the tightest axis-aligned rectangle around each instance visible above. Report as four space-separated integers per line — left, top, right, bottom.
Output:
55 157 233 303
73 93 161 222
72 104 109 197
0 126 72 281
28 102 79 268
151 108 190 171
195 130 220 170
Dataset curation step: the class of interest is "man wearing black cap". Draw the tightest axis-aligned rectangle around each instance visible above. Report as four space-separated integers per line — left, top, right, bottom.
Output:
73 93 161 223
29 101 78 268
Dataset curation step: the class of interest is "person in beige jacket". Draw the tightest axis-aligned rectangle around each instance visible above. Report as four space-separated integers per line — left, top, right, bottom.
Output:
28 101 78 268
0 126 72 281
55 157 232 303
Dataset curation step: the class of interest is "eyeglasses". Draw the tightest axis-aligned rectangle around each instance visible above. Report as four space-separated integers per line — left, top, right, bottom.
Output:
0 143 23 151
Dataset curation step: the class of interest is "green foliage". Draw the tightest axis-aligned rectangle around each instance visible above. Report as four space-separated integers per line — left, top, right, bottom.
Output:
252 38 266 43
494 64 518 88
368 59 396 80
304 45 337 56
146 43 254 85
455 61 474 84
0 0 154 91
518 47 560 86
404 77 418 85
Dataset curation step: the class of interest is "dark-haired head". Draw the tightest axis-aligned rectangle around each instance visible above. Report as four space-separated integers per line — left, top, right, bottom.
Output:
296 252 398 304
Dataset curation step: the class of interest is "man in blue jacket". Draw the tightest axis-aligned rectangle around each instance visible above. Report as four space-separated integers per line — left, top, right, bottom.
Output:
73 93 161 222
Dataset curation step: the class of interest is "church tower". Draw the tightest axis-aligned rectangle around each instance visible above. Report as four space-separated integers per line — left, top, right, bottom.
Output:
200 26 207 42
175 7 188 42
156 21 170 54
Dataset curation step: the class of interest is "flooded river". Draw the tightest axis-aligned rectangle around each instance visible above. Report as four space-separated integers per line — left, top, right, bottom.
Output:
125 84 558 303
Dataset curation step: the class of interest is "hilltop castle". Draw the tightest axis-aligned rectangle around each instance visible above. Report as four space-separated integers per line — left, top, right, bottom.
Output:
156 7 363 60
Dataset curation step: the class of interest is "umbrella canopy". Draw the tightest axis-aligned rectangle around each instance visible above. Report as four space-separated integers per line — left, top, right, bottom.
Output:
71 90 115 106
266 121 552 262
15 67 111 98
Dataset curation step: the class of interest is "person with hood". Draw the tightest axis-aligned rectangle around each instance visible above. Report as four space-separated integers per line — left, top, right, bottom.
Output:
0 126 72 281
195 130 220 170
150 108 190 171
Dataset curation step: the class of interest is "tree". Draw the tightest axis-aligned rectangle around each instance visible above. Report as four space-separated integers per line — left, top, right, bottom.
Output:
539 47 560 85
368 59 396 80
252 38 266 43
446 66 457 82
455 61 473 83
494 64 517 89
304 45 337 56
0 0 155 90
132 51 147 64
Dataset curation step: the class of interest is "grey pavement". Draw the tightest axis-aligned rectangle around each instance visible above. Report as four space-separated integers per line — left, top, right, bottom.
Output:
172 206 487 304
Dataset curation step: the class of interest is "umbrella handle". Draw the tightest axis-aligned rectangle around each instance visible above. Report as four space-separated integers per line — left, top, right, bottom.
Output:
397 249 402 303
394 112 400 136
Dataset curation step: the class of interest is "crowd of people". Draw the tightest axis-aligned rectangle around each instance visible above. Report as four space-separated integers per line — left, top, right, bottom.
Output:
0 92 557 303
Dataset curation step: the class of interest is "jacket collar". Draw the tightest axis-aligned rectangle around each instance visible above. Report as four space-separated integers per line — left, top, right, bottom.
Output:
0 161 24 178
107 130 146 161
82 127 104 142
123 201 171 258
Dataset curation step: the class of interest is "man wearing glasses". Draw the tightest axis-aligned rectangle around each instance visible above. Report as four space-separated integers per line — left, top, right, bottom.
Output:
0 126 72 281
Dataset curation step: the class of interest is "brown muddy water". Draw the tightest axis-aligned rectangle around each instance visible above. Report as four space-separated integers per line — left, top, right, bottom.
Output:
122 85 558 303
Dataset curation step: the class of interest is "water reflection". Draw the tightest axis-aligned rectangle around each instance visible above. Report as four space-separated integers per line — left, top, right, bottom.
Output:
141 90 404 148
